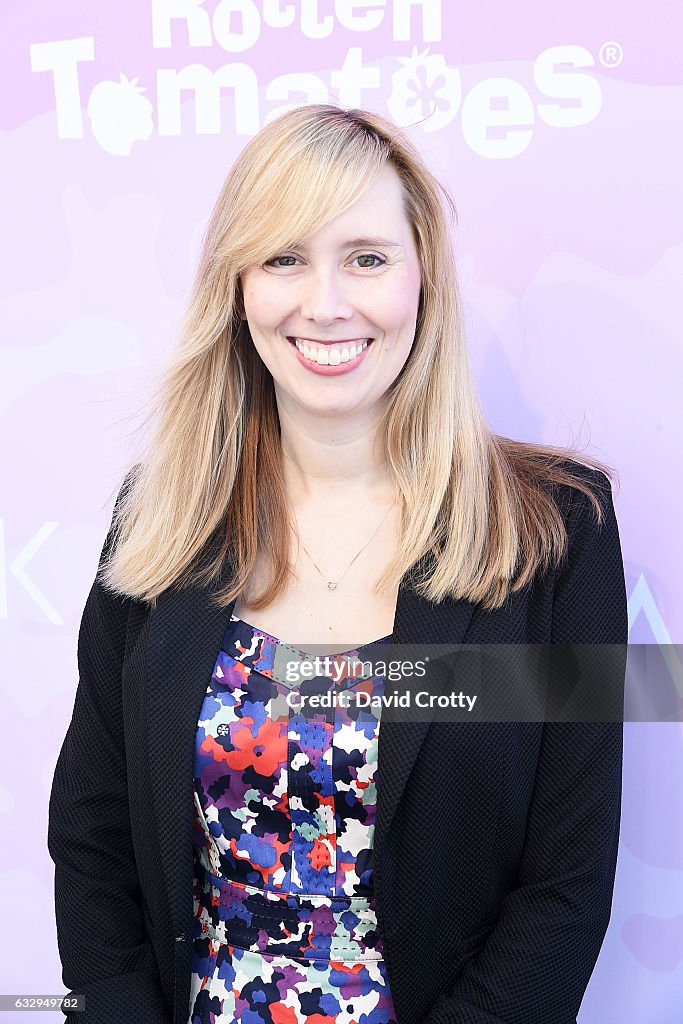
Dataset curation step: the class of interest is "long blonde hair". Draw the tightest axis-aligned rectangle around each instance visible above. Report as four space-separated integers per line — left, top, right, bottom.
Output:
99 103 616 612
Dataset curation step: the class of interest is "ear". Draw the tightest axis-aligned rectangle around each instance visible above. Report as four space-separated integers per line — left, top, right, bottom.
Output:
235 279 246 320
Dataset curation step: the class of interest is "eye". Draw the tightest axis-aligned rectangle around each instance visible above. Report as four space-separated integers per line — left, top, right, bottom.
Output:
352 253 386 269
264 255 300 268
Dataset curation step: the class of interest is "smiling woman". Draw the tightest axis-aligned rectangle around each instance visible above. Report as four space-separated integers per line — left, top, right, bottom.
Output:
48 103 627 1024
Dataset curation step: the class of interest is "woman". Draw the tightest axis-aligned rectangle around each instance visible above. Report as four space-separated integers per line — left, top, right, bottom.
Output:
48 104 627 1024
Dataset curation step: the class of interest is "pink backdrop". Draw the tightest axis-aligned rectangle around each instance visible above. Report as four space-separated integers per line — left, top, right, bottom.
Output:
2 2 682 1019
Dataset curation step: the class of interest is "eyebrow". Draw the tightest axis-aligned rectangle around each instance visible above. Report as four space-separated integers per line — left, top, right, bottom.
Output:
292 236 403 250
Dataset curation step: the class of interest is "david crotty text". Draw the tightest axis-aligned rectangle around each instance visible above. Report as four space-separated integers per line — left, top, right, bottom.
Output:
285 690 478 711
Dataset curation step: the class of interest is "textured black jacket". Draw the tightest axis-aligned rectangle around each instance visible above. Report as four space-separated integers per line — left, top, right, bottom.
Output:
48 463 628 1024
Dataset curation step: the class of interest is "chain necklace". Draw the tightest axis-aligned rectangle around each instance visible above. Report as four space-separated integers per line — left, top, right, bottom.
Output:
295 500 396 591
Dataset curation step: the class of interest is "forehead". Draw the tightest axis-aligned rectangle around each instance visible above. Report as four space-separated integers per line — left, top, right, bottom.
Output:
294 166 410 247
338 163 406 219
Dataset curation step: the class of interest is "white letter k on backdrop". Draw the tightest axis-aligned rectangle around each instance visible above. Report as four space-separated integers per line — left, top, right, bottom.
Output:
0 520 63 624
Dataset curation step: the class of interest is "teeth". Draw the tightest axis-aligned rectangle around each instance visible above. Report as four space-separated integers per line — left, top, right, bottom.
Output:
294 339 368 365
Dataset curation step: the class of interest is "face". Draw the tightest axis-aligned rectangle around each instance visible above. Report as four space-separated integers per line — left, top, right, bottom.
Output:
238 163 422 418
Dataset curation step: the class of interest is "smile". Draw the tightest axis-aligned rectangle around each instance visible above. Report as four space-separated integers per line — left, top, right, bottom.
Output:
288 337 371 365
286 336 374 376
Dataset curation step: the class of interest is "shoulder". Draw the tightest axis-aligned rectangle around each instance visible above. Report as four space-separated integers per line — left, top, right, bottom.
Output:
534 458 616 548
546 460 626 643
547 457 611 506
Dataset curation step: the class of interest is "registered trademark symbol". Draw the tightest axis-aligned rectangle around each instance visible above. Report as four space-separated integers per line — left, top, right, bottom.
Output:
599 41 623 67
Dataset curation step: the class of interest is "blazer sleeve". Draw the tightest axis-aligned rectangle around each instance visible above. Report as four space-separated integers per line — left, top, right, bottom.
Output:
47 475 172 1024
421 469 628 1024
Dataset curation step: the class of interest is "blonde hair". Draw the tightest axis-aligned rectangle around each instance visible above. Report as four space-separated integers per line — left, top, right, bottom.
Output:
99 103 616 613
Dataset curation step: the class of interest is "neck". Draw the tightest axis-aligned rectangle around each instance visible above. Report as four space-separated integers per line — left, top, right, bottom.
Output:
277 401 392 505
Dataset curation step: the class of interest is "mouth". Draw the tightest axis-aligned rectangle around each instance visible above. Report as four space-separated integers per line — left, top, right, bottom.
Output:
287 336 373 366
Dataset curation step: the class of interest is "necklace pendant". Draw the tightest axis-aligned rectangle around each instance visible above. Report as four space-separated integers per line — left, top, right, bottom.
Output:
327 581 337 590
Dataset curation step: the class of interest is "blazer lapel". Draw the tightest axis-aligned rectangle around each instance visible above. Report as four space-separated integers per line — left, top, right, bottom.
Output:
374 587 475 857
145 563 475 938
145 572 236 938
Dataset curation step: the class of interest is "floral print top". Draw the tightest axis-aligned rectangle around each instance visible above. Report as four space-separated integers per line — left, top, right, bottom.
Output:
187 613 398 1024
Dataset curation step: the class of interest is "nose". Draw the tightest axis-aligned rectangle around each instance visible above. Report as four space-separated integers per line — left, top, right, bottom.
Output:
298 269 355 324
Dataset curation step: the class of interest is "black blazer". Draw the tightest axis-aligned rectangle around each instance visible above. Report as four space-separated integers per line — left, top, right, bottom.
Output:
48 462 628 1024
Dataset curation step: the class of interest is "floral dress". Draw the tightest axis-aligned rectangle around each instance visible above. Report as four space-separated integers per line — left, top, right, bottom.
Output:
187 612 398 1024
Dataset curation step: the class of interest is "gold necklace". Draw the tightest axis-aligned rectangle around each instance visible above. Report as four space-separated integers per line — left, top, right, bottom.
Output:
296 500 396 590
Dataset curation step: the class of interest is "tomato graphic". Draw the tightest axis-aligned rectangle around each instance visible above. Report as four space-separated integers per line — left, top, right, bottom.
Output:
87 73 154 156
